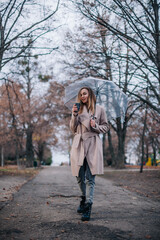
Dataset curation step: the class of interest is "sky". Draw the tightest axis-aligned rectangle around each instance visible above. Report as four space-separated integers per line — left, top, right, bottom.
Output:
51 148 69 166
31 0 77 96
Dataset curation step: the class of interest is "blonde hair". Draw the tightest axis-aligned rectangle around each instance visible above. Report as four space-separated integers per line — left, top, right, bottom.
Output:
76 87 96 115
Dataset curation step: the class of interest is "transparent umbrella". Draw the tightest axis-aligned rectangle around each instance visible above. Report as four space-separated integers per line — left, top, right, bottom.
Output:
64 77 128 122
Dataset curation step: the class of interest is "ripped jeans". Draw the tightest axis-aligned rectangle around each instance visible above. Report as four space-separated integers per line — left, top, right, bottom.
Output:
76 158 96 204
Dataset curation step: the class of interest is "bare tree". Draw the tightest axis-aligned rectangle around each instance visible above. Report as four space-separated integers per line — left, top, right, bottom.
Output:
140 104 148 173
0 0 60 72
73 0 160 114
61 16 145 168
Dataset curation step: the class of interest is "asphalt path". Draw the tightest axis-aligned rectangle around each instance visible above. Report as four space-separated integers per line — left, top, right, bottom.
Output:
0 166 160 240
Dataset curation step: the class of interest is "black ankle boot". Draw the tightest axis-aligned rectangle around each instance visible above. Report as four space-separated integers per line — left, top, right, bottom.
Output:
77 196 86 213
81 202 92 221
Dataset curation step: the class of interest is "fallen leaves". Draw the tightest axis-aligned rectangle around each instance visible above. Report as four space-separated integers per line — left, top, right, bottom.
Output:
0 166 40 177
145 235 152 239
4 217 10 220
101 170 160 201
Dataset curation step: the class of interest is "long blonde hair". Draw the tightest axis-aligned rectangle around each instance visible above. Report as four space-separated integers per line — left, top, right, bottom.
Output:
76 87 96 115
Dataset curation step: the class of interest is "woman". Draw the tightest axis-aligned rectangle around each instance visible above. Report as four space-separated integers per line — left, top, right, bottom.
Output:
70 87 109 221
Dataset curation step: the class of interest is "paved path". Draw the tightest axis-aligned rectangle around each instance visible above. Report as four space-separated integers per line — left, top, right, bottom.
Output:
0 175 29 209
0 166 160 240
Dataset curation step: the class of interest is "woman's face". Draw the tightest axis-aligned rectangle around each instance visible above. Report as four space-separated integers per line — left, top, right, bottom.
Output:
80 88 89 104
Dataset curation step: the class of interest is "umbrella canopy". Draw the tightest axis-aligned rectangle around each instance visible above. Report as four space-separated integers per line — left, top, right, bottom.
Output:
64 77 128 122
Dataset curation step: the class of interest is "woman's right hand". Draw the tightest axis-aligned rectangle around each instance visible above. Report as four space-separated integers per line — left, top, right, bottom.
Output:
72 104 78 115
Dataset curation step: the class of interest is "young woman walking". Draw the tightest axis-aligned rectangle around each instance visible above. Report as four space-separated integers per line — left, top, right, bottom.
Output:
70 87 109 221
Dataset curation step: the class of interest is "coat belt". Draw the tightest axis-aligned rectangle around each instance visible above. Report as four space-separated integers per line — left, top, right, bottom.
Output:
72 132 99 166
73 132 99 148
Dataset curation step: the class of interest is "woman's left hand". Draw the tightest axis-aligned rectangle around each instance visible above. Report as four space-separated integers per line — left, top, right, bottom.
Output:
90 119 96 128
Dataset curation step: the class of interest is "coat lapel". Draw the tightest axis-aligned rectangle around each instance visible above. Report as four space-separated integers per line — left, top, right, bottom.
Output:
79 106 91 130
78 105 99 130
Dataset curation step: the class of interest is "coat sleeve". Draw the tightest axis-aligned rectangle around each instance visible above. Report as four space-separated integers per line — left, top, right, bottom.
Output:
91 107 110 134
70 114 79 133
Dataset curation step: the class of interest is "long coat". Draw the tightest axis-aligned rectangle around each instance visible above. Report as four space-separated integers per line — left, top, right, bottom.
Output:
70 105 110 177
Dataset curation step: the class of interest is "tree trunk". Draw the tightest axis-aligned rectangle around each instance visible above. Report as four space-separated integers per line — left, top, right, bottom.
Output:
152 139 157 166
140 107 147 173
26 128 34 167
0 13 4 71
107 129 116 166
117 133 125 168
1 146 4 167
15 140 20 168
37 142 44 164
116 118 125 168
154 0 160 83
146 142 149 165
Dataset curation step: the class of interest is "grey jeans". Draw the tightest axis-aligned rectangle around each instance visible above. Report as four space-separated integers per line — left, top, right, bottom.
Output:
76 158 95 204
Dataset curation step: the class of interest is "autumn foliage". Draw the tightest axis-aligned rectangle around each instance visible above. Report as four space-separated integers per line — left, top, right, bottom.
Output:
0 80 70 167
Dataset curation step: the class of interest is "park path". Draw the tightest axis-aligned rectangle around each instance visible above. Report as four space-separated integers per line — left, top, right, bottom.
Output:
0 166 160 240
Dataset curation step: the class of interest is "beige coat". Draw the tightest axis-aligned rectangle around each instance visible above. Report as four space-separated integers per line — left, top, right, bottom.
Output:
70 105 110 177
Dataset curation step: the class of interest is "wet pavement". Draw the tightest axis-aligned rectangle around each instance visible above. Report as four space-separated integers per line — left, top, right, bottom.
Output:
0 166 160 240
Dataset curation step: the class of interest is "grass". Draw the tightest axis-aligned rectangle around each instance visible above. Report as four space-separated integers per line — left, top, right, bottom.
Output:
0 165 40 177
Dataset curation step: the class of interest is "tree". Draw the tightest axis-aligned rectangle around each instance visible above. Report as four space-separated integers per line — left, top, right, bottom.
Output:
45 80 72 159
126 104 160 167
0 82 27 166
1 52 49 166
0 0 60 72
74 0 160 114
61 12 144 168
12 53 39 167
140 103 148 172
0 77 70 167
